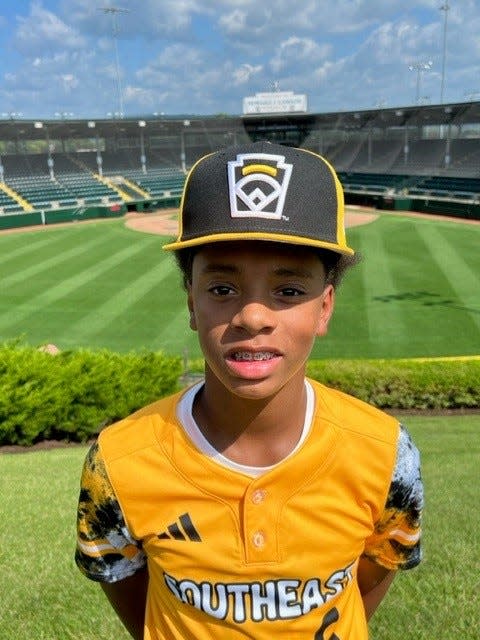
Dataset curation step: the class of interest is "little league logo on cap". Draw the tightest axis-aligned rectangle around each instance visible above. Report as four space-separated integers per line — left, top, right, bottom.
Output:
227 153 292 220
163 141 354 256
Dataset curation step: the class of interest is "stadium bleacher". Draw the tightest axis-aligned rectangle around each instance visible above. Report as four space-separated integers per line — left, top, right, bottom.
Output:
115 168 185 199
338 172 410 194
57 174 122 204
406 175 480 199
7 175 75 210
0 186 25 214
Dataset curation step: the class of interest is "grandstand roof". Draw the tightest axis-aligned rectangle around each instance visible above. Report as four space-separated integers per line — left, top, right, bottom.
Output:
242 101 480 130
0 114 244 143
0 102 479 144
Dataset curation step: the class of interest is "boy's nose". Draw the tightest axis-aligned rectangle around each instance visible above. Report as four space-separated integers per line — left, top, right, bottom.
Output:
231 300 276 335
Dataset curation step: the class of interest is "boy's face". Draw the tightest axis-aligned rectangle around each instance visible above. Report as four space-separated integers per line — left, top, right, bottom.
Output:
187 241 335 401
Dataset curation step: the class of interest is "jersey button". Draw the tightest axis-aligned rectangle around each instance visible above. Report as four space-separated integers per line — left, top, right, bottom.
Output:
252 531 265 548
251 489 266 504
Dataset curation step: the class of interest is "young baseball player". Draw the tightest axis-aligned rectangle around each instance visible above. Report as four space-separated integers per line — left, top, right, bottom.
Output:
75 142 423 640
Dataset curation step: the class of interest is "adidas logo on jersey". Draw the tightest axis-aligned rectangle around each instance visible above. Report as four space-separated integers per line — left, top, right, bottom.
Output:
158 513 202 542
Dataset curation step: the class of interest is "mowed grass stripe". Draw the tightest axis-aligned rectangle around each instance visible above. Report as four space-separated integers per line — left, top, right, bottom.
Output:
0 230 81 268
87 265 191 353
152 308 197 355
0 233 159 332
379 218 480 357
65 256 178 343
312 227 371 358
2 230 114 289
415 222 480 329
356 219 408 354
0 222 118 269
378 217 476 357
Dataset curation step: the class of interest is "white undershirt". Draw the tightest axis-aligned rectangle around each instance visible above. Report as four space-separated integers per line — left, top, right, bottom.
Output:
176 380 315 477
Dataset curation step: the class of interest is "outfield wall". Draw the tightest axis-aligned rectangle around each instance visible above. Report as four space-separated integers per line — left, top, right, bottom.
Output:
344 193 480 220
0 203 128 230
0 193 185 231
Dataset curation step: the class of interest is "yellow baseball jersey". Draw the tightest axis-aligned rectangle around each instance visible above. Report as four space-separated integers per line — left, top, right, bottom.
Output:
76 379 423 639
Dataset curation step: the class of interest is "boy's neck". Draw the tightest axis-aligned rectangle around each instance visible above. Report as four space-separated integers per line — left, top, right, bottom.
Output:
192 372 308 468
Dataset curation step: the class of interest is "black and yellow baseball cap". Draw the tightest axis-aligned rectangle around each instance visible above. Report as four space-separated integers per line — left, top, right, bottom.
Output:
163 141 354 256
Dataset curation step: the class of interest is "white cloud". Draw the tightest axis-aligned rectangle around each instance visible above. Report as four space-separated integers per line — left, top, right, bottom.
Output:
270 37 331 74
61 73 79 92
218 7 272 39
232 63 263 85
62 0 202 39
15 1 85 56
137 43 206 80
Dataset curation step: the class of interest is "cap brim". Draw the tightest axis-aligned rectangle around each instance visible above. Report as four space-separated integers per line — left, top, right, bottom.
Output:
163 231 355 255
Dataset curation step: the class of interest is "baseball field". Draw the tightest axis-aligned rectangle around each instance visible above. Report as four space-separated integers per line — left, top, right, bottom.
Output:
1 208 479 360
1 209 479 640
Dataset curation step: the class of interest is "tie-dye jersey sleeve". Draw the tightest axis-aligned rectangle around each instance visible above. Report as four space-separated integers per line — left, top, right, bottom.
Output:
75 441 147 583
363 424 424 571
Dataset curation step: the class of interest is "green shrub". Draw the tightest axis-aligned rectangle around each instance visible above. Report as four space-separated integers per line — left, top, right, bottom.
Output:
188 357 480 410
0 342 182 445
1 343 478 446
306 358 480 410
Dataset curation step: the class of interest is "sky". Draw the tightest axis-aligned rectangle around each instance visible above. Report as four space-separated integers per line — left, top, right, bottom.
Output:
0 1 479 120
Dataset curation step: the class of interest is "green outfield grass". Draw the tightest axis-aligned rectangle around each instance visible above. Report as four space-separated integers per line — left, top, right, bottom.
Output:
1 212 479 359
1 414 478 639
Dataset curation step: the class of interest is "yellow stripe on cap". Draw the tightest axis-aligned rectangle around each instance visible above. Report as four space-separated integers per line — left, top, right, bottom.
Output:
242 164 278 177
163 230 355 255
174 151 215 246
300 148 347 253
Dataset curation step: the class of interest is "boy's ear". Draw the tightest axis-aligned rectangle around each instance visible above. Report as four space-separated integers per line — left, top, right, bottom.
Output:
316 285 335 337
187 285 197 331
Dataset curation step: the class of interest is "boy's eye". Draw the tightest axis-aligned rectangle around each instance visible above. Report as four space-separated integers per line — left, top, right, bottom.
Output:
278 287 305 297
209 285 235 296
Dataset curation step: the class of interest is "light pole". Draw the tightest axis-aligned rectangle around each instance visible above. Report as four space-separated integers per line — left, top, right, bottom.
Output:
439 3 450 103
99 6 129 118
408 61 433 104
138 120 147 174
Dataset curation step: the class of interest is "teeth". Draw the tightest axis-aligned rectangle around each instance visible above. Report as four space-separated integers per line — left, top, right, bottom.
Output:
233 351 275 361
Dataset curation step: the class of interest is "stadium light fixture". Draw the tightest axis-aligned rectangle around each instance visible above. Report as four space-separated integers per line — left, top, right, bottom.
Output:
464 91 480 101
99 6 130 118
2 111 23 120
408 61 433 104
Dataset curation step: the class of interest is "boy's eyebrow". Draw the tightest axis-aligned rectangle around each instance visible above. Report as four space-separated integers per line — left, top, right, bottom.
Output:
200 263 239 275
199 263 314 279
273 267 314 279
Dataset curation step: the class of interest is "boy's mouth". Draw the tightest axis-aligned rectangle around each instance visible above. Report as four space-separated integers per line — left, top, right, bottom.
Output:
230 351 278 362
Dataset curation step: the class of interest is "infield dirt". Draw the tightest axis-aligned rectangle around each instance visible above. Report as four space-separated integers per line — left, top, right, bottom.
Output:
124 207 379 236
